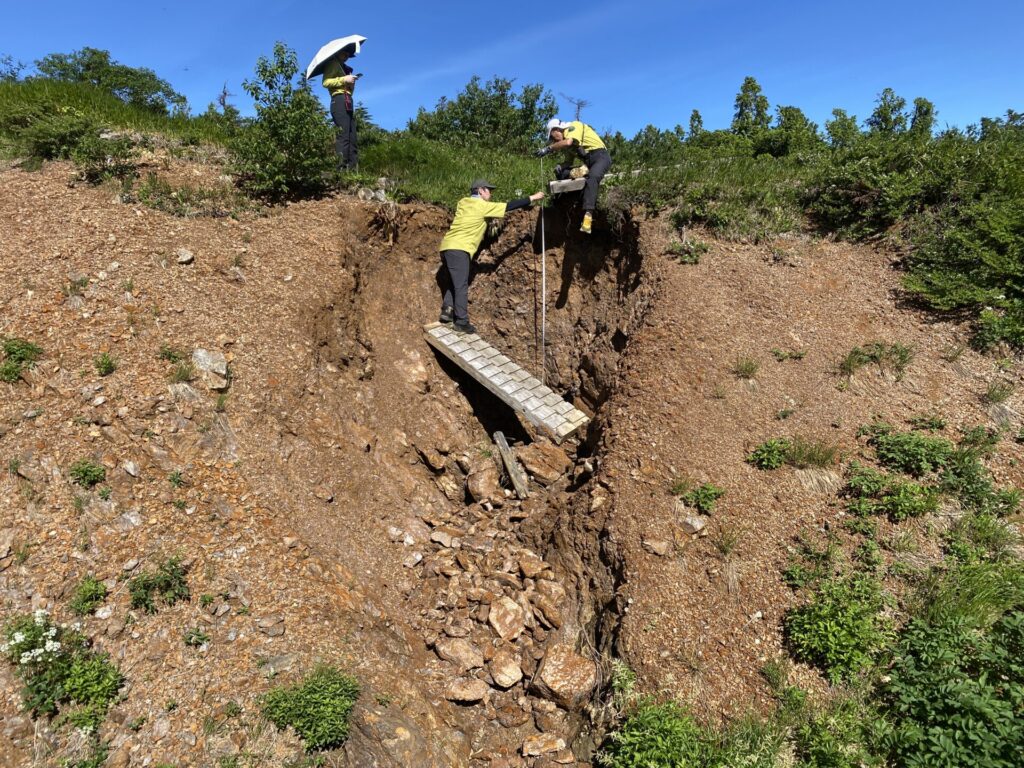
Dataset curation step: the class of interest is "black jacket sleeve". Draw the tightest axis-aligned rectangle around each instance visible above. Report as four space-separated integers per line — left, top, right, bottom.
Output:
505 197 531 212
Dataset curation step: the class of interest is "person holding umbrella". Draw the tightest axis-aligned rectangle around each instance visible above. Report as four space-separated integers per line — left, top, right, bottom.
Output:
535 118 611 234
439 180 545 334
306 35 367 171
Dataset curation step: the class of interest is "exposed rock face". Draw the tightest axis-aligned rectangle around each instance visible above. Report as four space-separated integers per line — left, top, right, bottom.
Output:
488 596 526 641
488 649 524 688
435 637 484 672
344 698 467 767
444 678 490 703
517 443 572 486
466 461 504 506
530 644 598 710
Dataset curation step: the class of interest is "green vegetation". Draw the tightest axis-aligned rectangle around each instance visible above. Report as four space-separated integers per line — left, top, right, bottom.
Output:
859 421 953 477
183 628 210 647
262 666 360 751
93 352 116 376
670 480 726 514
2 610 123 765
69 459 106 488
70 575 108 616
984 378 1015 404
839 341 914 379
666 238 709 264
1 337 43 383
732 356 760 379
128 557 190 614
747 436 838 470
771 347 805 361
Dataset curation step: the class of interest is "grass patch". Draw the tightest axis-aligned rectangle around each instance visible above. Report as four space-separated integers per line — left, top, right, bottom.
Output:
839 341 914 379
747 436 838 470
1 337 43 383
93 352 116 377
984 379 1014 404
860 421 953 477
732 356 760 379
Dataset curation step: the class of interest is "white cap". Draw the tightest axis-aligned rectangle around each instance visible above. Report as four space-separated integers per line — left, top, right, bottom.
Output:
546 118 565 135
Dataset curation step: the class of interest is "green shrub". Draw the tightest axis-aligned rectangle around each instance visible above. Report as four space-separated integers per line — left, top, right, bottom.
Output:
69 459 106 488
72 133 137 183
1 337 43 382
784 574 891 683
845 462 939 521
866 427 953 477
228 42 336 202
672 480 726 514
747 438 791 469
667 238 709 264
2 610 122 730
262 665 360 751
984 379 1015 404
794 695 881 768
881 609 1024 768
943 512 1020 564
128 557 190 614
596 701 710 768
70 576 108 616
183 628 209 647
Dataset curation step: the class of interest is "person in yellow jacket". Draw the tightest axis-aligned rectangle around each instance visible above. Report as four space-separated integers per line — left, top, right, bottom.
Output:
439 179 545 334
321 45 361 170
535 118 612 234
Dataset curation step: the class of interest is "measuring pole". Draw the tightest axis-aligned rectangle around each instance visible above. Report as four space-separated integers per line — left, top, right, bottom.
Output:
538 157 547 386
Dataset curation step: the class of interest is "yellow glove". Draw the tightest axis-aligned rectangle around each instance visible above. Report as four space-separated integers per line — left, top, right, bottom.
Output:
569 166 589 180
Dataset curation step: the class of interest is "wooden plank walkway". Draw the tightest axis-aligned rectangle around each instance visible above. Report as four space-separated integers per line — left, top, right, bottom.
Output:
423 322 590 443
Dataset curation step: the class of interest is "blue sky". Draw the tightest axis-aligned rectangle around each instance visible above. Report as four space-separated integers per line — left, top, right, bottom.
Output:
3 1 1022 138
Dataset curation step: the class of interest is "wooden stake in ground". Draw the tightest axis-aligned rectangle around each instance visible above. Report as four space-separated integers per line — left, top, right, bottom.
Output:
493 431 529 500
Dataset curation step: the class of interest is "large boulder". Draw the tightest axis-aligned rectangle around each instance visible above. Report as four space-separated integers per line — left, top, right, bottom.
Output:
530 644 598 710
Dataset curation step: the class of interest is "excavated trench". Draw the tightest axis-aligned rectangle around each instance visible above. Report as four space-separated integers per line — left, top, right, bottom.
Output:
248 197 661 765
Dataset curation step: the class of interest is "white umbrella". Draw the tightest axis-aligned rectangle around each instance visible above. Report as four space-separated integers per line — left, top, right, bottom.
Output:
305 35 367 81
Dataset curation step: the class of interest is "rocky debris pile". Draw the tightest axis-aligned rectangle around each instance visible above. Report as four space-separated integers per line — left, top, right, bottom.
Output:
394 438 599 765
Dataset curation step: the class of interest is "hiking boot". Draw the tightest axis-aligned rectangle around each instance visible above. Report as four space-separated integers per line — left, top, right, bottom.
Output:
453 321 477 335
439 306 453 324
580 212 593 234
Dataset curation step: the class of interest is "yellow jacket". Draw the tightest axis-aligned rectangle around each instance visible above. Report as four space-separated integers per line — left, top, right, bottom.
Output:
439 197 509 255
561 121 606 153
321 58 354 97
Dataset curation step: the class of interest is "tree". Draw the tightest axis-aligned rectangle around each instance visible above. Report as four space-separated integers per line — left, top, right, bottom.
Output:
688 109 704 137
866 88 908 135
757 106 821 157
1 54 24 82
909 97 937 139
825 108 861 149
407 75 557 151
731 76 770 137
34 47 186 114
228 42 336 201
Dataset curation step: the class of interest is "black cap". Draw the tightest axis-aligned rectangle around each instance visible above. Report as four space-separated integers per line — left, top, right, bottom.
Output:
470 179 497 193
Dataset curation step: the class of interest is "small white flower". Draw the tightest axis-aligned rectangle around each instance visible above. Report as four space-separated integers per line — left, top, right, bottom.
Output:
46 626 57 639
12 632 25 645
44 639 61 653
33 609 48 626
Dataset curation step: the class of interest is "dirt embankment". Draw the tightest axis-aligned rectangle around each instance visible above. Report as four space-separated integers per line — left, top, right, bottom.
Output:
3 157 1021 768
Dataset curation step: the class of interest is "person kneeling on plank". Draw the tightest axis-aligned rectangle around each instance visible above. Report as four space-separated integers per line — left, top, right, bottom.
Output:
535 118 611 234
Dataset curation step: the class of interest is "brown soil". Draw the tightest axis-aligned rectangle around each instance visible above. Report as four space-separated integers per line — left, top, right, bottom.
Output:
1 156 1022 767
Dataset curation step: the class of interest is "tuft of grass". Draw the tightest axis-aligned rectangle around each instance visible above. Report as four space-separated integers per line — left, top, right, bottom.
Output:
184 627 210 647
158 344 185 363
169 361 194 383
839 341 914 379
747 436 836 470
771 348 805 362
1 337 43 383
94 352 116 377
983 379 1014 404
732 356 760 379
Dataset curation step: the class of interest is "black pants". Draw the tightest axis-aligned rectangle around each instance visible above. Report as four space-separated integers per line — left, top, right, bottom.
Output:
582 149 611 211
439 249 472 323
330 94 357 170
